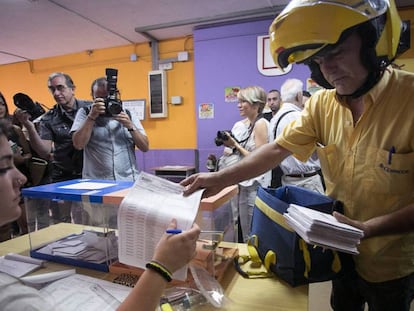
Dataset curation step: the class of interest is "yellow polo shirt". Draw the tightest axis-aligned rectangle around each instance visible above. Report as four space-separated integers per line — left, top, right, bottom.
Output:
276 66 414 282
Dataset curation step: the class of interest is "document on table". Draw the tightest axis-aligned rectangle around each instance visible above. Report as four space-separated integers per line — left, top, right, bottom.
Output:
0 253 45 278
117 171 204 281
38 273 131 311
59 182 116 190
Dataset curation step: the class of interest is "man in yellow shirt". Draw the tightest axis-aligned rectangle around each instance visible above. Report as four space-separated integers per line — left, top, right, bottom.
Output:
182 0 414 309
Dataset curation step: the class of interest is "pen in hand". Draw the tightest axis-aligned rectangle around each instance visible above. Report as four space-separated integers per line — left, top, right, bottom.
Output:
166 229 182 234
165 229 221 234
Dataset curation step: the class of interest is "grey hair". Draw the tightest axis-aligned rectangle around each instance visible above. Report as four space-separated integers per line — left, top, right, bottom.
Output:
281 79 303 103
47 72 75 89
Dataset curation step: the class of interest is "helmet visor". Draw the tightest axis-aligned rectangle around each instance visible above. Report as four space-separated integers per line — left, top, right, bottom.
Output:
280 0 387 20
270 0 389 68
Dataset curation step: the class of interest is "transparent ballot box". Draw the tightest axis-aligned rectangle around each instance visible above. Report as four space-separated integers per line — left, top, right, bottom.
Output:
22 179 133 272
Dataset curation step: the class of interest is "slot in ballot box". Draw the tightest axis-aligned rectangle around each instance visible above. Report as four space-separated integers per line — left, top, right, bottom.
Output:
22 179 134 272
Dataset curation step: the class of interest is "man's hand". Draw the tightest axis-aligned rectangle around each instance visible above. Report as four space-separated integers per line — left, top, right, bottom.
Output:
113 111 134 129
181 172 225 198
333 211 368 238
90 99 106 118
14 109 32 126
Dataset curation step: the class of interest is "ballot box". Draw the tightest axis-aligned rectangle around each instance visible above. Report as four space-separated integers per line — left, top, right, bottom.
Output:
22 179 133 272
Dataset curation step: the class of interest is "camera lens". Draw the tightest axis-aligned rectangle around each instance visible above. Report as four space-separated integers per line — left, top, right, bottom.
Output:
107 101 122 115
214 137 224 146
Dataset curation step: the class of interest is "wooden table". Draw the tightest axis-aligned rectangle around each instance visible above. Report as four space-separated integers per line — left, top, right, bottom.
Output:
0 226 308 311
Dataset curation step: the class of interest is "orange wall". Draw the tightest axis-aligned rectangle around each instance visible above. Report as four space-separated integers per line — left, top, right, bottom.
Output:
0 37 196 149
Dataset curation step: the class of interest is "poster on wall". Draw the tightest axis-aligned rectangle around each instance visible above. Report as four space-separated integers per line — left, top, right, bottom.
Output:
199 103 214 119
224 86 240 102
122 99 146 120
257 35 292 76
306 78 323 94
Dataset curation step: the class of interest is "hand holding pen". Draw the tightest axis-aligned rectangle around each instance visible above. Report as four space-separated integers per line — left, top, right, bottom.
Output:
152 219 201 274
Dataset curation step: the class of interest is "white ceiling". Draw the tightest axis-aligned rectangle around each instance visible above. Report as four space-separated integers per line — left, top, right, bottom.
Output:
1 0 413 66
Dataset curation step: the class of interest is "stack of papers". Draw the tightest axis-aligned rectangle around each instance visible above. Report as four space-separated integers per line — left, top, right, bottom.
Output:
0 253 45 278
36 230 118 263
284 204 364 255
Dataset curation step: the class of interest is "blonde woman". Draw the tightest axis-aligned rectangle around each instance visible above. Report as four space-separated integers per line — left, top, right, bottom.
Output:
220 86 270 241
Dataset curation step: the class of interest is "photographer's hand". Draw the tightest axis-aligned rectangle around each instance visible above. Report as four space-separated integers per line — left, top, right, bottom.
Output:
90 98 105 119
14 108 52 160
113 112 149 152
113 111 134 129
14 109 31 127
73 101 104 150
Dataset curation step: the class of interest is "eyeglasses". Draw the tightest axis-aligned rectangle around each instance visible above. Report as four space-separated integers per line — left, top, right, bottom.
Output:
48 85 68 93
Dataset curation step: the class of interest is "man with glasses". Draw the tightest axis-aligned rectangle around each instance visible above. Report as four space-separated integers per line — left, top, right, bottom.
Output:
15 72 90 224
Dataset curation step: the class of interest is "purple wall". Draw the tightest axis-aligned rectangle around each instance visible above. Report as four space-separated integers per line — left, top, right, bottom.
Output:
136 149 199 173
194 18 311 172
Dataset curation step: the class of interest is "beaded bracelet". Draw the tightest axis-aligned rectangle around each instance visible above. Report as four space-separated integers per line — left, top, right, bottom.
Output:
145 261 172 282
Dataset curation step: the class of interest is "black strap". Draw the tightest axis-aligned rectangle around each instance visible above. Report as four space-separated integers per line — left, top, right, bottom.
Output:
237 114 263 147
273 110 295 139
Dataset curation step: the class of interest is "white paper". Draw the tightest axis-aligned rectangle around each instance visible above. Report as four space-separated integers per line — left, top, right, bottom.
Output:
117 172 204 280
284 204 364 255
288 204 364 236
0 256 42 278
39 273 131 311
59 182 116 190
20 269 76 286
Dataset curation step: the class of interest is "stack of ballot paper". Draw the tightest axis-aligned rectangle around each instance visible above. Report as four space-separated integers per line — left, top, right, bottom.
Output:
284 204 364 255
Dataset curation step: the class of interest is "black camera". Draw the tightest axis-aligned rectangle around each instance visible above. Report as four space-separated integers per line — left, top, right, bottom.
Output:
13 93 46 121
105 68 123 116
214 130 232 146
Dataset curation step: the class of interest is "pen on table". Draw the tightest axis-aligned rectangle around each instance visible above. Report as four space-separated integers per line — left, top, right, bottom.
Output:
388 146 395 165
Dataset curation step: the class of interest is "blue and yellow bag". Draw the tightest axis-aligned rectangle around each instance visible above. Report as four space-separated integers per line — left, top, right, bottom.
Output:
236 185 349 287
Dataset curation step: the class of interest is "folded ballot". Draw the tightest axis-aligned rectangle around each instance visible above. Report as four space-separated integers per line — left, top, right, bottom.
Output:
284 204 364 255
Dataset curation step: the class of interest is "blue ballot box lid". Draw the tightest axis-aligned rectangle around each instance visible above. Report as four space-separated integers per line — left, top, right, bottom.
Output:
22 179 134 203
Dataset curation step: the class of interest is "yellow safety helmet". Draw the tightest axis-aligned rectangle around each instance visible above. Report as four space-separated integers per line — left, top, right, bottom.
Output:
269 0 404 69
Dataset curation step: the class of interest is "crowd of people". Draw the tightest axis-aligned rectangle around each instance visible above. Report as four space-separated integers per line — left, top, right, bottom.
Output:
0 119 200 309
183 0 414 309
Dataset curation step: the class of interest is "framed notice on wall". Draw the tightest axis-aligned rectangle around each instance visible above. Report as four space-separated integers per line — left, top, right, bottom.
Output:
148 70 167 118
122 99 146 120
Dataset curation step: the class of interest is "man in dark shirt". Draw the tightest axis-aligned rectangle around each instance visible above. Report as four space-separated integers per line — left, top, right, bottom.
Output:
16 72 90 223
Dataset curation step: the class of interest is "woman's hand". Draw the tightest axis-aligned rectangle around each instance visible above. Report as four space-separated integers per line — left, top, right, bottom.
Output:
152 219 201 273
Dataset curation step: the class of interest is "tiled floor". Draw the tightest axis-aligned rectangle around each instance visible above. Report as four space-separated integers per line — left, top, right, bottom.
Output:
309 282 414 311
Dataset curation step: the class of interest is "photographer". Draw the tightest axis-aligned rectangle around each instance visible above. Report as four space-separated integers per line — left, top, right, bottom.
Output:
71 75 148 181
217 86 270 242
15 72 90 224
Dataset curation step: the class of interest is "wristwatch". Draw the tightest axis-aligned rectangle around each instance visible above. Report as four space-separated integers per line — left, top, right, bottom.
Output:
127 127 136 132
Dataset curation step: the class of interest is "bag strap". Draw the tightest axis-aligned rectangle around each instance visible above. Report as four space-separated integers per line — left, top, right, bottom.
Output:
273 110 295 139
254 195 294 232
234 235 275 279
